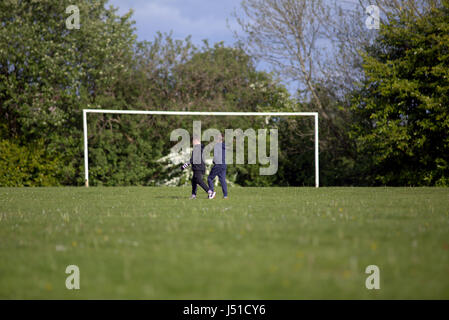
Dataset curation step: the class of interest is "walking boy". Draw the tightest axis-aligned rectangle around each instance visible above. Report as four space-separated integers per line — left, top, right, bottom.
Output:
208 134 228 199
181 138 209 199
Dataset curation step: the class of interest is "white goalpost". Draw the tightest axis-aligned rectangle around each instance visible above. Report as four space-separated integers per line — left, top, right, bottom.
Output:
82 109 320 188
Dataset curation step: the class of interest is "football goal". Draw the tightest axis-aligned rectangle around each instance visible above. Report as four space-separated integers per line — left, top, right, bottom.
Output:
82 109 319 188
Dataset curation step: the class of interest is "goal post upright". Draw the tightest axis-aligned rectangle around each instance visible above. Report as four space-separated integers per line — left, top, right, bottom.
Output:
82 109 319 188
83 109 89 187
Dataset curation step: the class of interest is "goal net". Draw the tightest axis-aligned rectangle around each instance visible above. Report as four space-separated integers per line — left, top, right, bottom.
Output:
82 109 319 188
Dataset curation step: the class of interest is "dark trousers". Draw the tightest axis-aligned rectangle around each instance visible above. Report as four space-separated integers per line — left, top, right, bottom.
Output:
192 171 208 195
208 165 228 197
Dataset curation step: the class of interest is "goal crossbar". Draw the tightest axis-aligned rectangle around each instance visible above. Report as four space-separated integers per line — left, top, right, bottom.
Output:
83 109 319 188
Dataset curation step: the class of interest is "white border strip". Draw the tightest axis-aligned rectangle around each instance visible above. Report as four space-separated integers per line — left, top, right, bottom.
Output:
83 109 319 188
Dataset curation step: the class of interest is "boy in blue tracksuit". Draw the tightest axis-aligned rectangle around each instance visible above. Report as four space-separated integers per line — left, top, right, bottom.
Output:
208 134 228 199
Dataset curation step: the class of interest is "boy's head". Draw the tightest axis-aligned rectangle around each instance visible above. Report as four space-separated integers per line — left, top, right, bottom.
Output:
192 138 200 145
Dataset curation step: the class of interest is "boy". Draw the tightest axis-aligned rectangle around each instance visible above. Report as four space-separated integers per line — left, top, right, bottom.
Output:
207 134 228 199
181 138 209 199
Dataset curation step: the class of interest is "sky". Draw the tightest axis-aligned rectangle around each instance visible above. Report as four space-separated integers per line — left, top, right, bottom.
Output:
107 0 364 45
106 0 366 95
108 0 242 46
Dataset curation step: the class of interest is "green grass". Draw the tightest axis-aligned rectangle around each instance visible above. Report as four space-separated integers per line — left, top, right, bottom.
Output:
0 187 448 299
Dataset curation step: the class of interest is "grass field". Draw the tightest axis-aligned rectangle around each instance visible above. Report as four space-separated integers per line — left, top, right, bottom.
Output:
0 187 448 299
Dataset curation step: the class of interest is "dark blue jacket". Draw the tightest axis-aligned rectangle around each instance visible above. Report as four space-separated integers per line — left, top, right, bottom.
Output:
213 142 226 167
190 144 206 173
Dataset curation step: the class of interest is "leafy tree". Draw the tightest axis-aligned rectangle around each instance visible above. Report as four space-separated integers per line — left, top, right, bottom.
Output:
352 1 449 185
0 0 137 185
85 35 294 186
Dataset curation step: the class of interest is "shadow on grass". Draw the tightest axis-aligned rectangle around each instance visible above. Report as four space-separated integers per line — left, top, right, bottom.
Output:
153 195 183 199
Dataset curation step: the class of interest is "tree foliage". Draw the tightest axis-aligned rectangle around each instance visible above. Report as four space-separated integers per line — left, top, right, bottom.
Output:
352 0 449 185
1 0 447 187
0 1 292 186
0 139 61 186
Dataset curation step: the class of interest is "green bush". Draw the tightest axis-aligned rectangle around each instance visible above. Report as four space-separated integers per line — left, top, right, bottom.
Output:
0 139 62 187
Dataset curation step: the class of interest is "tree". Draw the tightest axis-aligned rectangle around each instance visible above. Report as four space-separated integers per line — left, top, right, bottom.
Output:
234 0 331 116
0 0 137 185
233 0 367 185
82 36 294 186
352 0 449 185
